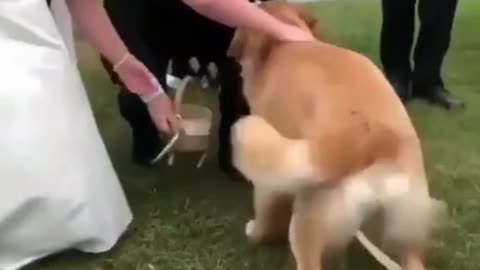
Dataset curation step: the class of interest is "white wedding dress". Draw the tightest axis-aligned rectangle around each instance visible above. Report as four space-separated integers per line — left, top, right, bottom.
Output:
0 0 133 269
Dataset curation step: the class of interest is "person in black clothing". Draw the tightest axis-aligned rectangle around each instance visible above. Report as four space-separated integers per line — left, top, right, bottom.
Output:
380 0 464 109
101 0 269 177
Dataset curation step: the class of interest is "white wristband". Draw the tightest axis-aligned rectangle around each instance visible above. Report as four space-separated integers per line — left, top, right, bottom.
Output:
140 85 165 104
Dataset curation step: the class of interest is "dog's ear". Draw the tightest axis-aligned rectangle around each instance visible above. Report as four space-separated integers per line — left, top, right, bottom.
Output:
227 28 277 66
227 30 247 61
291 4 323 40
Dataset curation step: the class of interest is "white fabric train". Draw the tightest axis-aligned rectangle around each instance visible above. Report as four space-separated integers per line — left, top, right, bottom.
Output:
0 0 132 269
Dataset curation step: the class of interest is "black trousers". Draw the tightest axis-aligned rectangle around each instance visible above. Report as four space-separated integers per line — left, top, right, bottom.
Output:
380 0 458 92
102 0 250 169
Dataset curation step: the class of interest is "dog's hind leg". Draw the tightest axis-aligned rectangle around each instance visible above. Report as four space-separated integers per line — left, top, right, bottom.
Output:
382 191 447 270
288 184 368 270
245 186 293 243
288 195 326 270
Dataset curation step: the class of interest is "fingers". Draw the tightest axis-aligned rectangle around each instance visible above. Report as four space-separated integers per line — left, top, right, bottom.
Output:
282 24 315 42
147 94 182 135
167 100 181 133
157 117 172 134
167 114 182 134
156 112 181 135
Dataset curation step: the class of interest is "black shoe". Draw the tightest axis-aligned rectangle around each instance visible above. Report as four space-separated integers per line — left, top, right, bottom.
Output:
131 128 164 167
385 74 411 103
413 85 465 110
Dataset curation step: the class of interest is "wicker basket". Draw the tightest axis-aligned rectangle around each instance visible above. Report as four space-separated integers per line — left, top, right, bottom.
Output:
152 76 212 168
173 76 212 152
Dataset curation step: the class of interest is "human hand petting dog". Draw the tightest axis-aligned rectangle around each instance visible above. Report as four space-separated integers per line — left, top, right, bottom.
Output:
274 22 315 42
183 0 315 42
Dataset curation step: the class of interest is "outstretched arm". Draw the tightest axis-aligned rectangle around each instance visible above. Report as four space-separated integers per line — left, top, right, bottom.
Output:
65 0 180 134
65 0 128 67
183 0 314 41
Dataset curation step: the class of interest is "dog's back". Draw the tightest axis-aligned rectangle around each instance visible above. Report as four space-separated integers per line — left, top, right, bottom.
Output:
249 42 413 134
242 40 423 183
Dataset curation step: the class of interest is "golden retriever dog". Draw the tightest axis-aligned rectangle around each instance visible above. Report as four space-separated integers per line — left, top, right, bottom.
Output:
228 1 447 270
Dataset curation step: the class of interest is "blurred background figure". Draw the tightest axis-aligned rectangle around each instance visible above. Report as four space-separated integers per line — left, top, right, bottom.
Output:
380 0 464 110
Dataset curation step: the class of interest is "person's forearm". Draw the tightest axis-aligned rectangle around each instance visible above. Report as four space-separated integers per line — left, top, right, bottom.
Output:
65 0 128 65
183 0 284 37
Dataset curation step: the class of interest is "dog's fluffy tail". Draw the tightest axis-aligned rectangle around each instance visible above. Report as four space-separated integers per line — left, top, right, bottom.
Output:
356 175 448 268
231 115 317 191
376 173 449 250
231 115 400 192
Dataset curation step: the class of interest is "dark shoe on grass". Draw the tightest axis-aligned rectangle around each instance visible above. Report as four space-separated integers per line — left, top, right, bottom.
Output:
385 74 411 103
413 85 465 110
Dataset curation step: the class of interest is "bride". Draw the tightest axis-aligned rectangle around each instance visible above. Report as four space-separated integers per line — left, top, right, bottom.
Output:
0 0 179 269
0 0 313 268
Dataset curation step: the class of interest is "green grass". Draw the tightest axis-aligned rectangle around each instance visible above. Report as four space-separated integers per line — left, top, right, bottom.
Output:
26 0 480 269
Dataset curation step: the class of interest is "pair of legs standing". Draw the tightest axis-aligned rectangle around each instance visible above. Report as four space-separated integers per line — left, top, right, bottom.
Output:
380 0 464 109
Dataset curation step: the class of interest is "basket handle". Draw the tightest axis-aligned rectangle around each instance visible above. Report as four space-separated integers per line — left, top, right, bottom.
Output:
148 75 191 165
173 75 193 111
149 132 179 165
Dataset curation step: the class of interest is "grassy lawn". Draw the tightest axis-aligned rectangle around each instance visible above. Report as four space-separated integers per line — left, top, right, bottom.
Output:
26 0 480 269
